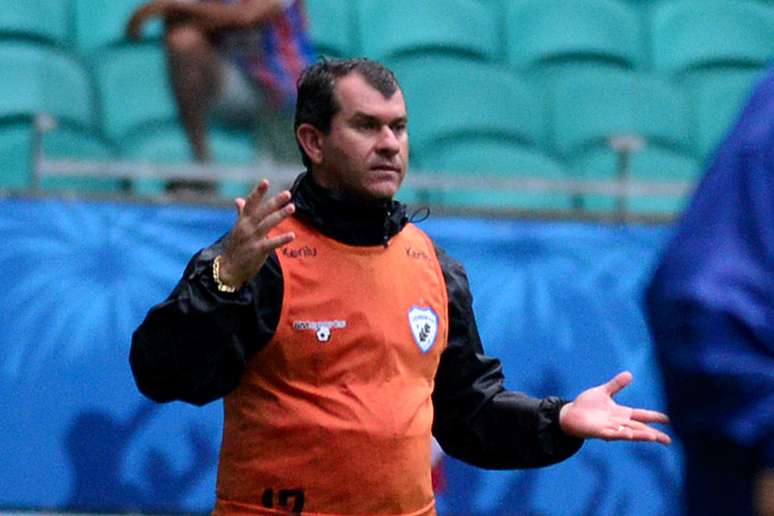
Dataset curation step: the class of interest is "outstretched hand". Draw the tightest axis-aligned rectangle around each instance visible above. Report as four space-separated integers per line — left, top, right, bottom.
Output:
217 179 296 290
559 371 671 445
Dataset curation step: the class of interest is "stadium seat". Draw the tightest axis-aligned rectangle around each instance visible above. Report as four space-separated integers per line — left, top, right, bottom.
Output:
0 43 101 191
40 127 126 193
547 68 692 158
0 122 36 189
305 0 358 58
505 0 643 72
691 70 764 159
359 0 499 62
119 122 258 196
0 0 70 46
0 42 96 129
0 122 122 193
91 44 177 141
571 145 700 215
72 0 163 53
651 0 774 75
391 56 546 156
408 138 573 211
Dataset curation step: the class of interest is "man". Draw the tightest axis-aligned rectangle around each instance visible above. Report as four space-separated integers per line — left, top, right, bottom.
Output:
646 68 774 516
127 0 315 193
131 58 670 515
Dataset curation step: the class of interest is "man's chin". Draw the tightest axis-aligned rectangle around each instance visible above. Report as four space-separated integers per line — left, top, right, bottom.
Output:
366 180 401 202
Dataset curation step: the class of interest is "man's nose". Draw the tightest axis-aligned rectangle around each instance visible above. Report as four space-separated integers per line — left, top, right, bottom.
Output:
376 126 401 154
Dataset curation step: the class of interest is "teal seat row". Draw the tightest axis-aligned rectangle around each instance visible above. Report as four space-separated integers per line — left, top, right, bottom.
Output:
0 39 759 213
305 0 774 77
1 0 771 78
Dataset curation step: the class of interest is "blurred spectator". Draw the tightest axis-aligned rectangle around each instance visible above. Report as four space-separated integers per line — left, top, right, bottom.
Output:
127 0 315 195
645 68 774 516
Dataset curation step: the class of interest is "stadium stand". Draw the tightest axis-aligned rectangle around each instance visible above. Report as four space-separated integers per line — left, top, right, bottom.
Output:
691 69 765 159
547 68 698 214
0 0 769 216
359 0 500 63
0 41 95 130
120 122 258 196
393 56 545 153
570 145 700 214
409 138 573 212
91 44 177 142
548 68 692 157
0 0 70 46
72 0 163 53
505 0 643 72
0 41 125 191
390 53 573 211
305 0 359 58
651 0 774 76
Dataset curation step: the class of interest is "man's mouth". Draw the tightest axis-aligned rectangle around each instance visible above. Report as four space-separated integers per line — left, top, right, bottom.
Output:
371 164 401 172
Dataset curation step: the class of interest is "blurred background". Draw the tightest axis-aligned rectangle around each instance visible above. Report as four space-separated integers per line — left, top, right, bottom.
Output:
1 0 772 514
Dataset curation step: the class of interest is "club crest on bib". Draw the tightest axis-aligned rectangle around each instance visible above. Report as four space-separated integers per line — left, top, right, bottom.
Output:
408 306 439 353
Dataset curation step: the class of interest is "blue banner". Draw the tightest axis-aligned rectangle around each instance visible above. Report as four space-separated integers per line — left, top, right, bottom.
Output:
0 197 679 515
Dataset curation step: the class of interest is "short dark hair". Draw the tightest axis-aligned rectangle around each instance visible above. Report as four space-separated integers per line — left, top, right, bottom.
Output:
294 58 401 168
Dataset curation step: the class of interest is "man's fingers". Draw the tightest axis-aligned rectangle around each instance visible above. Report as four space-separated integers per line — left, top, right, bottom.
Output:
603 370 633 397
626 427 672 444
242 179 270 216
253 189 293 223
256 202 295 236
262 232 296 252
604 423 672 444
630 408 670 424
235 197 246 216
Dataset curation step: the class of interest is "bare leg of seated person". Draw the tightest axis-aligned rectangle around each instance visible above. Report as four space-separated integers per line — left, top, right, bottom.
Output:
164 22 220 196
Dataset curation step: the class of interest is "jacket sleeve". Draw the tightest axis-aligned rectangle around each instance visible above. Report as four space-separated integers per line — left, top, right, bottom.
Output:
129 240 283 406
431 245 584 469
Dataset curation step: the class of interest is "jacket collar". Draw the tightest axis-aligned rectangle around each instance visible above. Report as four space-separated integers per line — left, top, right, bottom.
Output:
290 172 409 246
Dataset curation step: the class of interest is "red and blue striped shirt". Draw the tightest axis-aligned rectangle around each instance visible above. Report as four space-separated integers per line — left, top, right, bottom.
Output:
217 0 316 112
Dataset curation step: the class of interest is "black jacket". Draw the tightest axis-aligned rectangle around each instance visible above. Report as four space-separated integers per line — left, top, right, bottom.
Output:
130 173 583 469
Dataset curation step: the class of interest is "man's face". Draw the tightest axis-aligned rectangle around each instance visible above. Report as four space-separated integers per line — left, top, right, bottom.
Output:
314 73 409 202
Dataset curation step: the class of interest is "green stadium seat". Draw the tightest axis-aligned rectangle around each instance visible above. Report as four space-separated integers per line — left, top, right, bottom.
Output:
0 42 96 129
72 0 163 53
0 0 70 46
571 145 700 215
505 0 643 71
651 0 774 75
0 123 35 189
119 122 258 196
40 127 126 193
0 122 122 193
359 0 499 62
547 68 692 158
391 56 546 155
691 70 764 159
92 44 176 141
0 43 101 192
305 0 358 58
407 138 573 211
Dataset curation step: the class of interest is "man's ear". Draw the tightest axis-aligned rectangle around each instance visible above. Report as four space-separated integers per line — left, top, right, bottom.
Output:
296 123 325 165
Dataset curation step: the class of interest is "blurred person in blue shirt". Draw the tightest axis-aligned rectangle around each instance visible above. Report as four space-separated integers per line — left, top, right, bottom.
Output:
645 68 774 516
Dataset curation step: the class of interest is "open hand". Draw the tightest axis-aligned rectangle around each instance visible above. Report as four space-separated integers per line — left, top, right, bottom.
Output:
559 371 671 445
217 179 296 289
